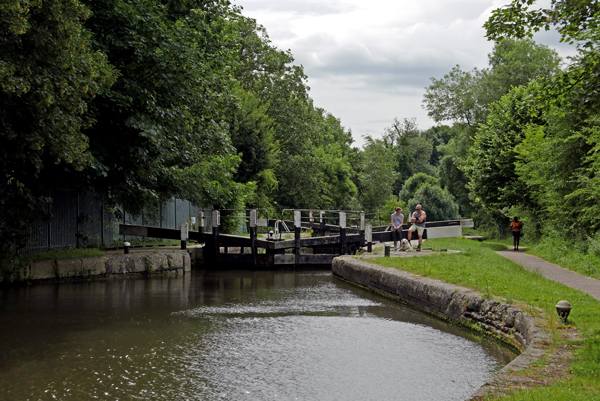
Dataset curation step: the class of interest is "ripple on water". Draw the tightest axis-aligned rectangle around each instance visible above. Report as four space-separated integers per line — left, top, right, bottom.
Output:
0 271 507 401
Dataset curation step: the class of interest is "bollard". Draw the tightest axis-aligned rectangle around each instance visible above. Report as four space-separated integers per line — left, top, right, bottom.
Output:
384 244 391 257
180 222 189 250
124 241 130 254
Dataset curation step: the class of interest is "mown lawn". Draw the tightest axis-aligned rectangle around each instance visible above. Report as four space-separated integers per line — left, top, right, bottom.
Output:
366 237 600 400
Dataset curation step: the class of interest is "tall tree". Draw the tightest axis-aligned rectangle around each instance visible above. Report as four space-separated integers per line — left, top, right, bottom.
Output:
381 117 435 194
81 0 247 213
355 137 398 212
0 0 116 254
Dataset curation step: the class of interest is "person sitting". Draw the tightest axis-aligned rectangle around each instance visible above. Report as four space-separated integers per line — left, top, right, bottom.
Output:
407 204 426 252
390 207 404 251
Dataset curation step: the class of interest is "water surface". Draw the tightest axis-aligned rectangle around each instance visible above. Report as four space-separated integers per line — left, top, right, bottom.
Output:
0 270 515 400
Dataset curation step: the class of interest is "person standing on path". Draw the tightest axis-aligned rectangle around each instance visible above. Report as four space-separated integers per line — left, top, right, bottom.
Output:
407 204 426 251
391 207 404 251
510 217 523 251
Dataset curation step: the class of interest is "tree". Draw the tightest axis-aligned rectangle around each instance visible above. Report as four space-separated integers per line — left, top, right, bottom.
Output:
381 117 436 194
464 85 543 211
407 184 459 222
228 87 279 210
479 38 561 107
485 0 600 115
398 173 439 204
0 0 116 254
81 0 247 213
422 38 561 219
422 65 486 128
356 137 398 212
483 0 600 240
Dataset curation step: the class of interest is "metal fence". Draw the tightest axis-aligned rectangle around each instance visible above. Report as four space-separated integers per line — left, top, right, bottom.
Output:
22 186 206 254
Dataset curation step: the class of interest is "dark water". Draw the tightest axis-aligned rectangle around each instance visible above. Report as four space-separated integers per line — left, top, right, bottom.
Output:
0 270 515 400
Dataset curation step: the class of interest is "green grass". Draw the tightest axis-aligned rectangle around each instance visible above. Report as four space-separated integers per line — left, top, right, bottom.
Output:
527 240 600 280
22 248 105 261
366 237 600 400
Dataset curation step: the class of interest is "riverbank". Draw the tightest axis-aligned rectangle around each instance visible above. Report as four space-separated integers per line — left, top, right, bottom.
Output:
353 237 600 400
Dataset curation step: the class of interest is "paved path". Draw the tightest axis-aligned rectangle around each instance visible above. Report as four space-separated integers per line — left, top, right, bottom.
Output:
496 249 600 301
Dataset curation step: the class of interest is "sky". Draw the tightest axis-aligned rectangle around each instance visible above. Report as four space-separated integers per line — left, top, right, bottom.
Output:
233 0 577 148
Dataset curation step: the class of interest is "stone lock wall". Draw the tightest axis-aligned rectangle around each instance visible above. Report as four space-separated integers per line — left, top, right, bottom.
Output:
2 251 191 284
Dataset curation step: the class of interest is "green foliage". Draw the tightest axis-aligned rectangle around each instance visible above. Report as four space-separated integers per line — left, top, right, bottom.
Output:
380 117 436 194
529 236 600 280
21 248 105 261
355 137 398 212
381 196 405 215
465 85 542 211
0 0 116 255
423 65 486 127
398 172 439 204
82 0 246 214
479 38 561 106
228 86 279 210
407 184 459 221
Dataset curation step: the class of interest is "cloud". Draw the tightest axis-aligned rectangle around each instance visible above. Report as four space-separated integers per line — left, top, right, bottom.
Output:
235 0 578 147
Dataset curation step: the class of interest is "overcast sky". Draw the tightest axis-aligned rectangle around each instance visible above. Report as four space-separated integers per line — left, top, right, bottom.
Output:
233 0 576 148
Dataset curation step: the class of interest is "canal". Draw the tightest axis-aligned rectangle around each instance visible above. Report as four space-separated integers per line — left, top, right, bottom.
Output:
0 269 515 400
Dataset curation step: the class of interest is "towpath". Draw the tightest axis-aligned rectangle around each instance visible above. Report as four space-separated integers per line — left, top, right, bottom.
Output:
496 249 600 301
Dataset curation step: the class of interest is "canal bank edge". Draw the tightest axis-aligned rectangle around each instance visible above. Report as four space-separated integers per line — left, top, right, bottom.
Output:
2 250 192 284
332 255 549 400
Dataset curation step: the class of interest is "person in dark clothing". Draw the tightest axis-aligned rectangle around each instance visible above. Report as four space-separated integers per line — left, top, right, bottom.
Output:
510 217 523 251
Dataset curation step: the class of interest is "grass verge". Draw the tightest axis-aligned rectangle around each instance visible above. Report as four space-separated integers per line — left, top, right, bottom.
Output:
526 239 600 280
365 237 600 400
21 248 105 261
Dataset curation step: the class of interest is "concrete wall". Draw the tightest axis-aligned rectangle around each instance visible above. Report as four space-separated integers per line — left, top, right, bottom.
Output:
332 256 549 400
2 251 191 284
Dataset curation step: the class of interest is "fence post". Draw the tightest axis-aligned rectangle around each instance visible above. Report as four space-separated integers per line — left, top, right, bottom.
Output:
359 212 365 251
250 209 257 266
212 210 220 258
319 211 326 236
198 211 205 234
180 222 188 250
339 211 347 255
294 210 301 263
366 224 372 253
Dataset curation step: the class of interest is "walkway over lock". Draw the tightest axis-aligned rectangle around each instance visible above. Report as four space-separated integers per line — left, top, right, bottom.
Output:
119 209 473 268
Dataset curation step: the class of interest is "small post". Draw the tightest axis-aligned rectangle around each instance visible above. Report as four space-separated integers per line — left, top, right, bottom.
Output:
180 222 188 250
250 209 257 266
124 241 130 255
320 211 326 236
339 211 347 255
198 211 205 234
366 224 372 253
294 210 301 263
212 210 220 257
385 243 391 257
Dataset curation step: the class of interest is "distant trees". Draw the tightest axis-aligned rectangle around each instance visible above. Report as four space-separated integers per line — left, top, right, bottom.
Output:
421 37 562 234
473 0 600 240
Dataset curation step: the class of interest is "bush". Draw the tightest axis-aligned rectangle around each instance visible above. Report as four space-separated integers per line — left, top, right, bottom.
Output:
407 184 459 222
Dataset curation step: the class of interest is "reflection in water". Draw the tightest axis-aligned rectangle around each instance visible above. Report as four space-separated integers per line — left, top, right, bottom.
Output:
0 270 515 400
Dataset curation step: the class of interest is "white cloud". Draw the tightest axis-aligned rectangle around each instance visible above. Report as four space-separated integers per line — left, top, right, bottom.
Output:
234 0 578 147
